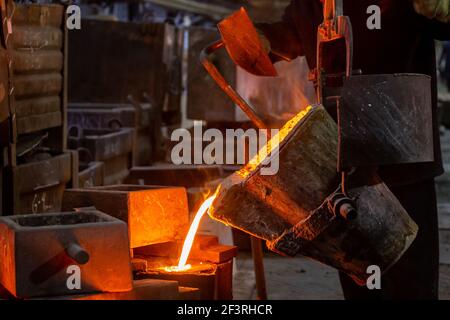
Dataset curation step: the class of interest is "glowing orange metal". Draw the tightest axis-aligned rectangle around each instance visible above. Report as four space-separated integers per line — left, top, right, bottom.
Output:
164 196 216 272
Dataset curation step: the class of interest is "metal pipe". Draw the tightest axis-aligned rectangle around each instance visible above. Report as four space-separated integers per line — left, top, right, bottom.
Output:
251 237 268 300
66 243 90 265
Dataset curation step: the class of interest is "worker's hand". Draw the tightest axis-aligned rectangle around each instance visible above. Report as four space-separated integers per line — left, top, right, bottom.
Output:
413 0 450 23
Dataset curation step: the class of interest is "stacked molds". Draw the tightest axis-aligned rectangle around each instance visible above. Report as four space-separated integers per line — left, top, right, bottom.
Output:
2 4 77 215
68 102 154 167
12 4 66 135
68 128 134 185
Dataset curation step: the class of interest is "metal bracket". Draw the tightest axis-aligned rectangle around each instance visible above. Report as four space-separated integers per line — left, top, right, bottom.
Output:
315 0 353 101
267 188 357 257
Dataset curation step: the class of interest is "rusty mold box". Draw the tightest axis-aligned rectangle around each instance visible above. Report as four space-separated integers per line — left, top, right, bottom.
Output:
68 103 155 166
68 128 134 185
4 151 76 215
68 103 151 130
62 185 190 248
0 210 132 298
78 162 105 188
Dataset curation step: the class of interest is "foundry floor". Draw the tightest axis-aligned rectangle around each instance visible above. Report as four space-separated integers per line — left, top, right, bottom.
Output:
233 128 450 300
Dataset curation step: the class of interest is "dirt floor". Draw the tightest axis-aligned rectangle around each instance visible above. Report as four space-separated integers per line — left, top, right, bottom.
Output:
233 129 450 300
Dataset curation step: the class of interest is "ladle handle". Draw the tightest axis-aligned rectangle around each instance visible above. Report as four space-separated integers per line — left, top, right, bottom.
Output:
200 40 267 130
66 243 90 265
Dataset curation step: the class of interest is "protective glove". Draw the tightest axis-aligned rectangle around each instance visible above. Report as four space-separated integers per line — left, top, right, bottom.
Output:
413 0 450 23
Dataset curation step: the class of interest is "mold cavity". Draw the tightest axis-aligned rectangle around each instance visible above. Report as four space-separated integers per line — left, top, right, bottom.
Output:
12 212 107 227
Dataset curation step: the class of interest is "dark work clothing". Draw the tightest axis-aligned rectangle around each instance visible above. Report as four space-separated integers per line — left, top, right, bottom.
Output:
258 0 449 300
442 42 450 77
339 179 439 300
259 0 450 186
442 42 450 90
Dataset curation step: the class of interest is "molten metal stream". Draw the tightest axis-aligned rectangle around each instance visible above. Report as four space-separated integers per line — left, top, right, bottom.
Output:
165 196 216 272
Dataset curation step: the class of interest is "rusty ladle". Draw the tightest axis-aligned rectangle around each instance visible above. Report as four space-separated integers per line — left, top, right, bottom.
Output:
200 7 281 300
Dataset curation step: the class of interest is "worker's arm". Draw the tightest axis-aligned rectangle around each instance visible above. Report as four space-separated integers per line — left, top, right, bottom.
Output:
256 1 305 62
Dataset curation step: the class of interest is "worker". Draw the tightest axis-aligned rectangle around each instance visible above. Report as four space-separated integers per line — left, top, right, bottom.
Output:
256 0 450 299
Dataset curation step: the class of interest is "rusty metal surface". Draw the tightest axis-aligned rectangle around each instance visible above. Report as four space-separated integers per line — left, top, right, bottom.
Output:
12 4 65 135
217 8 277 77
0 210 132 298
62 185 190 248
211 105 419 285
338 74 434 169
210 105 339 241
